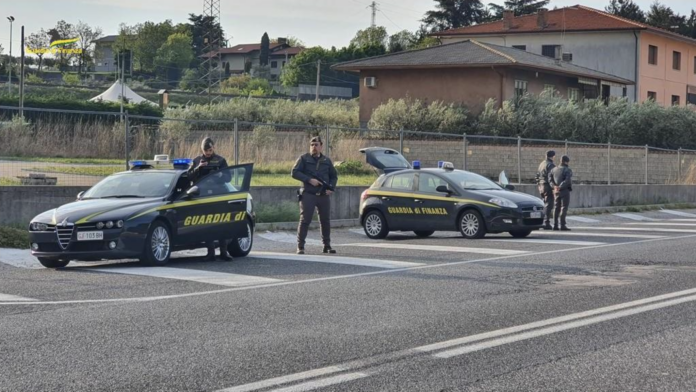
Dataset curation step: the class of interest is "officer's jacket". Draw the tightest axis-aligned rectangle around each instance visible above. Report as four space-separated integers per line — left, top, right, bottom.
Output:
536 159 556 187
291 153 338 194
549 165 573 193
188 153 229 184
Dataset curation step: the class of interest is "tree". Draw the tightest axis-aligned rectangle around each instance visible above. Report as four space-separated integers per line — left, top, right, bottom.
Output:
26 30 50 73
350 26 388 49
489 0 550 18
260 32 270 66
605 0 646 22
280 44 381 88
154 33 194 87
388 30 416 53
113 23 137 74
47 20 77 71
187 13 225 62
646 1 682 30
133 21 176 73
74 21 103 75
423 0 488 32
179 68 205 91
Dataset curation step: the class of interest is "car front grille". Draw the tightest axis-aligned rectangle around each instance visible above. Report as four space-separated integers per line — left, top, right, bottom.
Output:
46 223 75 250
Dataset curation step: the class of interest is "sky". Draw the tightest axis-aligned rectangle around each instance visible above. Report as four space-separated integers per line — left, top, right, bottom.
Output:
0 0 693 54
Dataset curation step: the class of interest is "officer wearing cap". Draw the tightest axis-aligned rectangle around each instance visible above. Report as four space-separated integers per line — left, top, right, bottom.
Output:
536 150 556 230
549 155 573 231
291 136 338 255
189 137 233 261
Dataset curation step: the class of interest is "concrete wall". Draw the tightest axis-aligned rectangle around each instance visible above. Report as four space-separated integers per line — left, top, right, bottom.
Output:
442 31 638 100
3 185 696 226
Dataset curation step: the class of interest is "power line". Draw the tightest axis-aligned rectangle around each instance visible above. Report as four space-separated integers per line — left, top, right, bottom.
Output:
379 9 403 30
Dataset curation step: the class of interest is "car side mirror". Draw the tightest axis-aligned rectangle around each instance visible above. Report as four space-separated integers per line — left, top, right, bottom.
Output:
77 191 85 200
436 185 453 195
504 184 515 191
186 186 200 198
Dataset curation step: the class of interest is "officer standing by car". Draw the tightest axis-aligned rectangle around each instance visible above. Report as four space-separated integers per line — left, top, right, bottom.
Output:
292 136 338 255
189 137 233 261
536 150 556 230
549 155 573 231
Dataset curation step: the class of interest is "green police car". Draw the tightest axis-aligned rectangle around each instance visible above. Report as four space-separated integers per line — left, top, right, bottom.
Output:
359 148 545 240
28 156 255 268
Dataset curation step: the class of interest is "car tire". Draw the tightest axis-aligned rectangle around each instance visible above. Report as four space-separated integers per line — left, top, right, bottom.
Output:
459 210 487 239
363 210 389 239
228 220 254 257
37 258 70 269
140 221 171 266
509 229 533 238
414 230 435 238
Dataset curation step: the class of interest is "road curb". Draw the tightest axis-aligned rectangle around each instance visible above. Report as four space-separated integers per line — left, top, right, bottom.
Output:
256 219 360 231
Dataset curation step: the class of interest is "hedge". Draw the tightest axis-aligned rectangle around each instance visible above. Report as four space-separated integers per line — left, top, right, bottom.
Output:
0 96 163 119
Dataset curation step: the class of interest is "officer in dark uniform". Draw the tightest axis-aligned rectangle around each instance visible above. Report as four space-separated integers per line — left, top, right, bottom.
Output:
189 137 233 261
549 155 573 231
291 136 338 255
536 150 556 230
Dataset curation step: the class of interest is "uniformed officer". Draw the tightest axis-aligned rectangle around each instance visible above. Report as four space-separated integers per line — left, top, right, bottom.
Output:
291 136 338 255
189 137 233 261
549 155 573 231
536 150 556 230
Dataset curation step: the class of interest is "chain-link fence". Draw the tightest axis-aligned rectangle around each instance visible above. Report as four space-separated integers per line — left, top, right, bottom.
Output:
2 105 696 187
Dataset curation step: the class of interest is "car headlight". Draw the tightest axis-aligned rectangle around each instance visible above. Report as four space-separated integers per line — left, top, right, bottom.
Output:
105 221 114 229
30 222 48 231
96 222 105 229
116 220 124 228
489 198 518 208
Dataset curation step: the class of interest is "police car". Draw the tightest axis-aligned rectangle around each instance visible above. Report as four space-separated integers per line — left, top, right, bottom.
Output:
359 148 545 240
28 155 254 269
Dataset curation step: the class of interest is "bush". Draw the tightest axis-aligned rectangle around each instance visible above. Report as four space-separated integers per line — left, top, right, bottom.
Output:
179 69 205 92
251 125 276 148
62 73 81 86
336 160 371 175
368 97 469 133
0 227 29 249
25 74 44 84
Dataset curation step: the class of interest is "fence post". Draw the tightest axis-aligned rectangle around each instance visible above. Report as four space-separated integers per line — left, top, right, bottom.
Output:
462 133 467 171
645 144 649 185
678 148 682 180
564 139 568 156
124 111 130 171
325 125 330 154
234 118 239 166
517 136 522 184
399 128 404 154
607 142 611 185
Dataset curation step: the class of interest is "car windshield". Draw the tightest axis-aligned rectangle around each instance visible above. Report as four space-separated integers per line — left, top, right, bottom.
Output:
441 171 502 191
83 172 177 199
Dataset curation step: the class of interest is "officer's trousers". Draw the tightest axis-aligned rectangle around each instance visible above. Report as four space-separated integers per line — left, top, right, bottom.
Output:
297 192 331 248
554 192 570 227
539 186 554 225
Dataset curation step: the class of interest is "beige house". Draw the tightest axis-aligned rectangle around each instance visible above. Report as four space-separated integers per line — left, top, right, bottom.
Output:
210 41 303 79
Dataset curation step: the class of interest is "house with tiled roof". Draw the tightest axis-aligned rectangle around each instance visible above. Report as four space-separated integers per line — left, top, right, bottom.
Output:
434 5 696 107
208 39 303 79
334 40 633 125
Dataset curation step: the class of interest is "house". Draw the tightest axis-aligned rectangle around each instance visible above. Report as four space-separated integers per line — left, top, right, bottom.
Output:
333 40 633 126
210 39 303 79
434 5 696 107
93 35 118 73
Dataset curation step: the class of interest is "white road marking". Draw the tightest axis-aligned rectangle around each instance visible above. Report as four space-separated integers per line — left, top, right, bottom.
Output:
659 210 696 218
259 232 322 246
217 366 346 392
417 286 696 355
663 219 696 222
613 213 656 221
89 267 282 287
433 292 696 358
484 239 606 246
572 226 696 234
349 228 409 237
341 243 528 256
0 293 37 302
250 251 424 269
566 216 601 223
627 222 696 227
4 234 696 306
268 372 369 392
531 232 664 239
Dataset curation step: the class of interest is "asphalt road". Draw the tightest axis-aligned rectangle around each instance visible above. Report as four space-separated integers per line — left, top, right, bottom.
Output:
3 209 696 391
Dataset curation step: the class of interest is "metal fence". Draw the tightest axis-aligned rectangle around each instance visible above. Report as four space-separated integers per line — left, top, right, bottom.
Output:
1 105 696 187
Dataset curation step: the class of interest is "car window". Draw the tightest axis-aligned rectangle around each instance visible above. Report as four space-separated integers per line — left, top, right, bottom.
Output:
388 173 414 191
419 173 449 194
195 166 248 197
83 172 176 199
442 171 501 191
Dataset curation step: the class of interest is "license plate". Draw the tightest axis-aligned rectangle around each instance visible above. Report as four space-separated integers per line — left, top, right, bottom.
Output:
530 212 542 219
77 231 103 241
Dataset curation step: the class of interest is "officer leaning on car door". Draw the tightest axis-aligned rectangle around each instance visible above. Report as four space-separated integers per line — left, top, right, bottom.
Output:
291 136 338 255
549 155 573 231
536 150 556 230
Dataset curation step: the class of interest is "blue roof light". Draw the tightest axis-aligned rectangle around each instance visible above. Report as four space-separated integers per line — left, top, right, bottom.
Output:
172 158 192 166
438 161 444 168
413 160 421 170
129 160 147 167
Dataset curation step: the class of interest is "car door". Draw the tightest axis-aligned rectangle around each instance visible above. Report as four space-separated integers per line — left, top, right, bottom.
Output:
380 171 418 230
174 164 253 246
415 173 458 230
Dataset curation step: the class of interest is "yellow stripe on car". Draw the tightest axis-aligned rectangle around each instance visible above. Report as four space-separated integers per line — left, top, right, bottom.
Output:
365 190 500 209
128 193 249 221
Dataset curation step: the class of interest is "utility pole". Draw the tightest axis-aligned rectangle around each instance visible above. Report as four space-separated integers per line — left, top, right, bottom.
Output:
370 1 377 28
7 16 14 94
120 52 125 120
315 59 321 101
19 25 24 118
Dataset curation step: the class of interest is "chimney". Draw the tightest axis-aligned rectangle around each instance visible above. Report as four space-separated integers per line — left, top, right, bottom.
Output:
537 8 548 29
277 37 288 45
503 10 514 30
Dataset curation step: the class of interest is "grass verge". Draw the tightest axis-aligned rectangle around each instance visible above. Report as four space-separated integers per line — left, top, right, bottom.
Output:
0 177 21 186
30 166 124 177
255 201 299 223
1 156 124 165
0 227 29 249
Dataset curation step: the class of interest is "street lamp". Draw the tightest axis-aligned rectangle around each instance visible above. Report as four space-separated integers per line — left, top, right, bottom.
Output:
7 16 14 94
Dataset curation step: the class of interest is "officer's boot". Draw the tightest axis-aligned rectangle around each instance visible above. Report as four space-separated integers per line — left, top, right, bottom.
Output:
218 240 233 261
553 222 560 231
322 245 336 254
561 225 571 231
205 246 216 262
543 221 553 230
